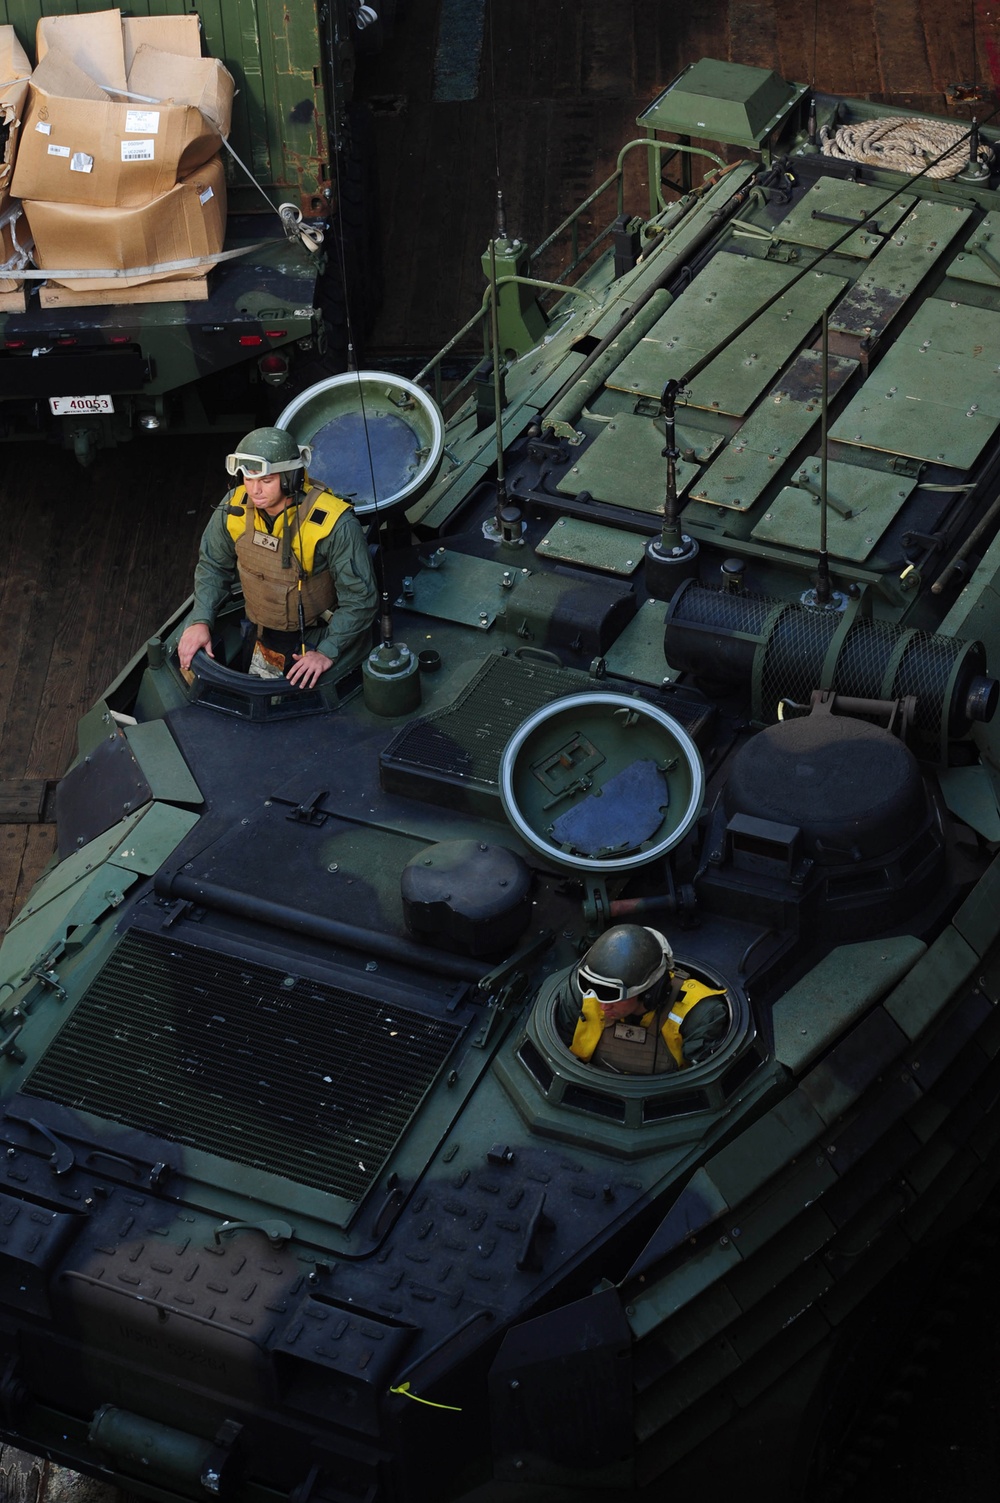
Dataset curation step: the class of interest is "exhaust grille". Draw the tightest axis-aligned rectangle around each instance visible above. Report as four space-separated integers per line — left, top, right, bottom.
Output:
24 930 462 1203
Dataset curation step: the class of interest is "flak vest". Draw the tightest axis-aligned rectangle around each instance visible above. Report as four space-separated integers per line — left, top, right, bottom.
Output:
570 976 727 1074
226 484 351 633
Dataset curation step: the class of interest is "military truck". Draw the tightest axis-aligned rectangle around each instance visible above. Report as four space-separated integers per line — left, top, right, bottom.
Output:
0 0 386 463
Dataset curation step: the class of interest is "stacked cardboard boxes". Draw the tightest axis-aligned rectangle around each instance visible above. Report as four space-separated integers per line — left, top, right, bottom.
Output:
9 8 234 303
0 27 32 308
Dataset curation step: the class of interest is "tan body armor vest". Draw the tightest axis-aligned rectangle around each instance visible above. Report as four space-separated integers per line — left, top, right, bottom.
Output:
571 976 727 1074
230 486 348 632
590 1012 679 1074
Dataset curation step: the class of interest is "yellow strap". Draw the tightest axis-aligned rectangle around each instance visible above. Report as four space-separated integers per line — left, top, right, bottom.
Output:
570 992 606 1060
660 980 726 1066
389 1382 462 1411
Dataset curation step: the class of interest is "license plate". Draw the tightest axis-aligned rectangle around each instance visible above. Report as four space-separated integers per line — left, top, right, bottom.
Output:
49 394 115 415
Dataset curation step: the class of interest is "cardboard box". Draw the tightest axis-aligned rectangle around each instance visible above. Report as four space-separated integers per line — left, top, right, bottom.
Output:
35 9 204 77
0 200 30 296
34 9 129 91
1 27 31 294
1 78 29 204
35 10 227 127
24 152 226 293
122 14 205 72
11 11 233 209
1 206 15 266
1 24 32 199
0 24 31 87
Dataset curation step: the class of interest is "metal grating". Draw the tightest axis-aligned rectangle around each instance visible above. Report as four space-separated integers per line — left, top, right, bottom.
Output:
381 654 712 810
24 931 462 1203
677 588 777 637
759 605 835 717
837 620 957 736
760 610 956 738
381 654 599 795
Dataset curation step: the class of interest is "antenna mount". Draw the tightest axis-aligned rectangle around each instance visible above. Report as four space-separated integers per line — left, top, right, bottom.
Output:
644 380 700 601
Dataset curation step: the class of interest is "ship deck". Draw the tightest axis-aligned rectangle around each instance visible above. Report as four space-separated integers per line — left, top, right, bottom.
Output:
1 1 999 1497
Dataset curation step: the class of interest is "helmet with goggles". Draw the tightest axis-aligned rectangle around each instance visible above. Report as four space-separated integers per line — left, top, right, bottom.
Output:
224 426 312 479
576 924 673 1005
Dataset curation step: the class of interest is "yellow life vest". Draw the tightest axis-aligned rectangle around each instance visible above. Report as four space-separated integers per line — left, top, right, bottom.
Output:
570 978 726 1069
569 993 606 1061
661 979 725 1067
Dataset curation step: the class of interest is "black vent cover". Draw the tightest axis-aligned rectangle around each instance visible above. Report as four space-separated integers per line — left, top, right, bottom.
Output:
24 930 462 1203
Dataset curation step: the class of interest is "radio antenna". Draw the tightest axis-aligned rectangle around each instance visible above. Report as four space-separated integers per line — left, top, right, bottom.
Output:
488 192 512 536
479 10 522 548
815 309 832 606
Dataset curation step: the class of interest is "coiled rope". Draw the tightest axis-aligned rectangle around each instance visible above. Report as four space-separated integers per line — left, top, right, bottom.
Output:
820 116 994 178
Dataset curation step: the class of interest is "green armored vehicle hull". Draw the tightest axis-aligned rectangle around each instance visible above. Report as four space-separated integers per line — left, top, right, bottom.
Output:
0 0 383 462
2 57 1000 1503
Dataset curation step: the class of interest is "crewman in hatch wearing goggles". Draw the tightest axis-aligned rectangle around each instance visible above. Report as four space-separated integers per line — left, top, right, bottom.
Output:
556 924 729 1074
178 427 378 688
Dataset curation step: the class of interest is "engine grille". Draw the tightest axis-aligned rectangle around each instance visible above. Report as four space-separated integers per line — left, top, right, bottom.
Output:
24 930 462 1203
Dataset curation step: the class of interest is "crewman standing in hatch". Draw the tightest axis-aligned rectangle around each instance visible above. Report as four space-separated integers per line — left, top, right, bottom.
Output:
178 427 378 688
556 924 729 1074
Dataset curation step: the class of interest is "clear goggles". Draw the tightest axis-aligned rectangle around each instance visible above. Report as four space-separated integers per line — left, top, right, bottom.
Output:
224 445 311 478
577 947 670 1006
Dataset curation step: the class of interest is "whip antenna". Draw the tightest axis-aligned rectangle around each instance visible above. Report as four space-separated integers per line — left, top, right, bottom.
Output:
815 309 832 606
489 191 510 535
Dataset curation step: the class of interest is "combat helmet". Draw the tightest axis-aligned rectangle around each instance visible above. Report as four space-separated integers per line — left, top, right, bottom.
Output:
225 426 312 486
576 925 673 1004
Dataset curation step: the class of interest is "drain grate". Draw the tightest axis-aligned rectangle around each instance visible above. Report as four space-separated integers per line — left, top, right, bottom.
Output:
24 930 462 1203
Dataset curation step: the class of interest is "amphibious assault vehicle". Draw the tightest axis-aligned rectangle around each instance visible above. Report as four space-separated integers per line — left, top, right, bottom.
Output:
3 57 1000 1503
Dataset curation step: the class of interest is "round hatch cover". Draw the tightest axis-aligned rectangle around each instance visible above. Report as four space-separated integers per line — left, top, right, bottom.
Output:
499 692 704 873
278 371 444 516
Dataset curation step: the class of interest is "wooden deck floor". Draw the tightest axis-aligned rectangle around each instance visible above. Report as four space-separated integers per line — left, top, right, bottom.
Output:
0 436 221 926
